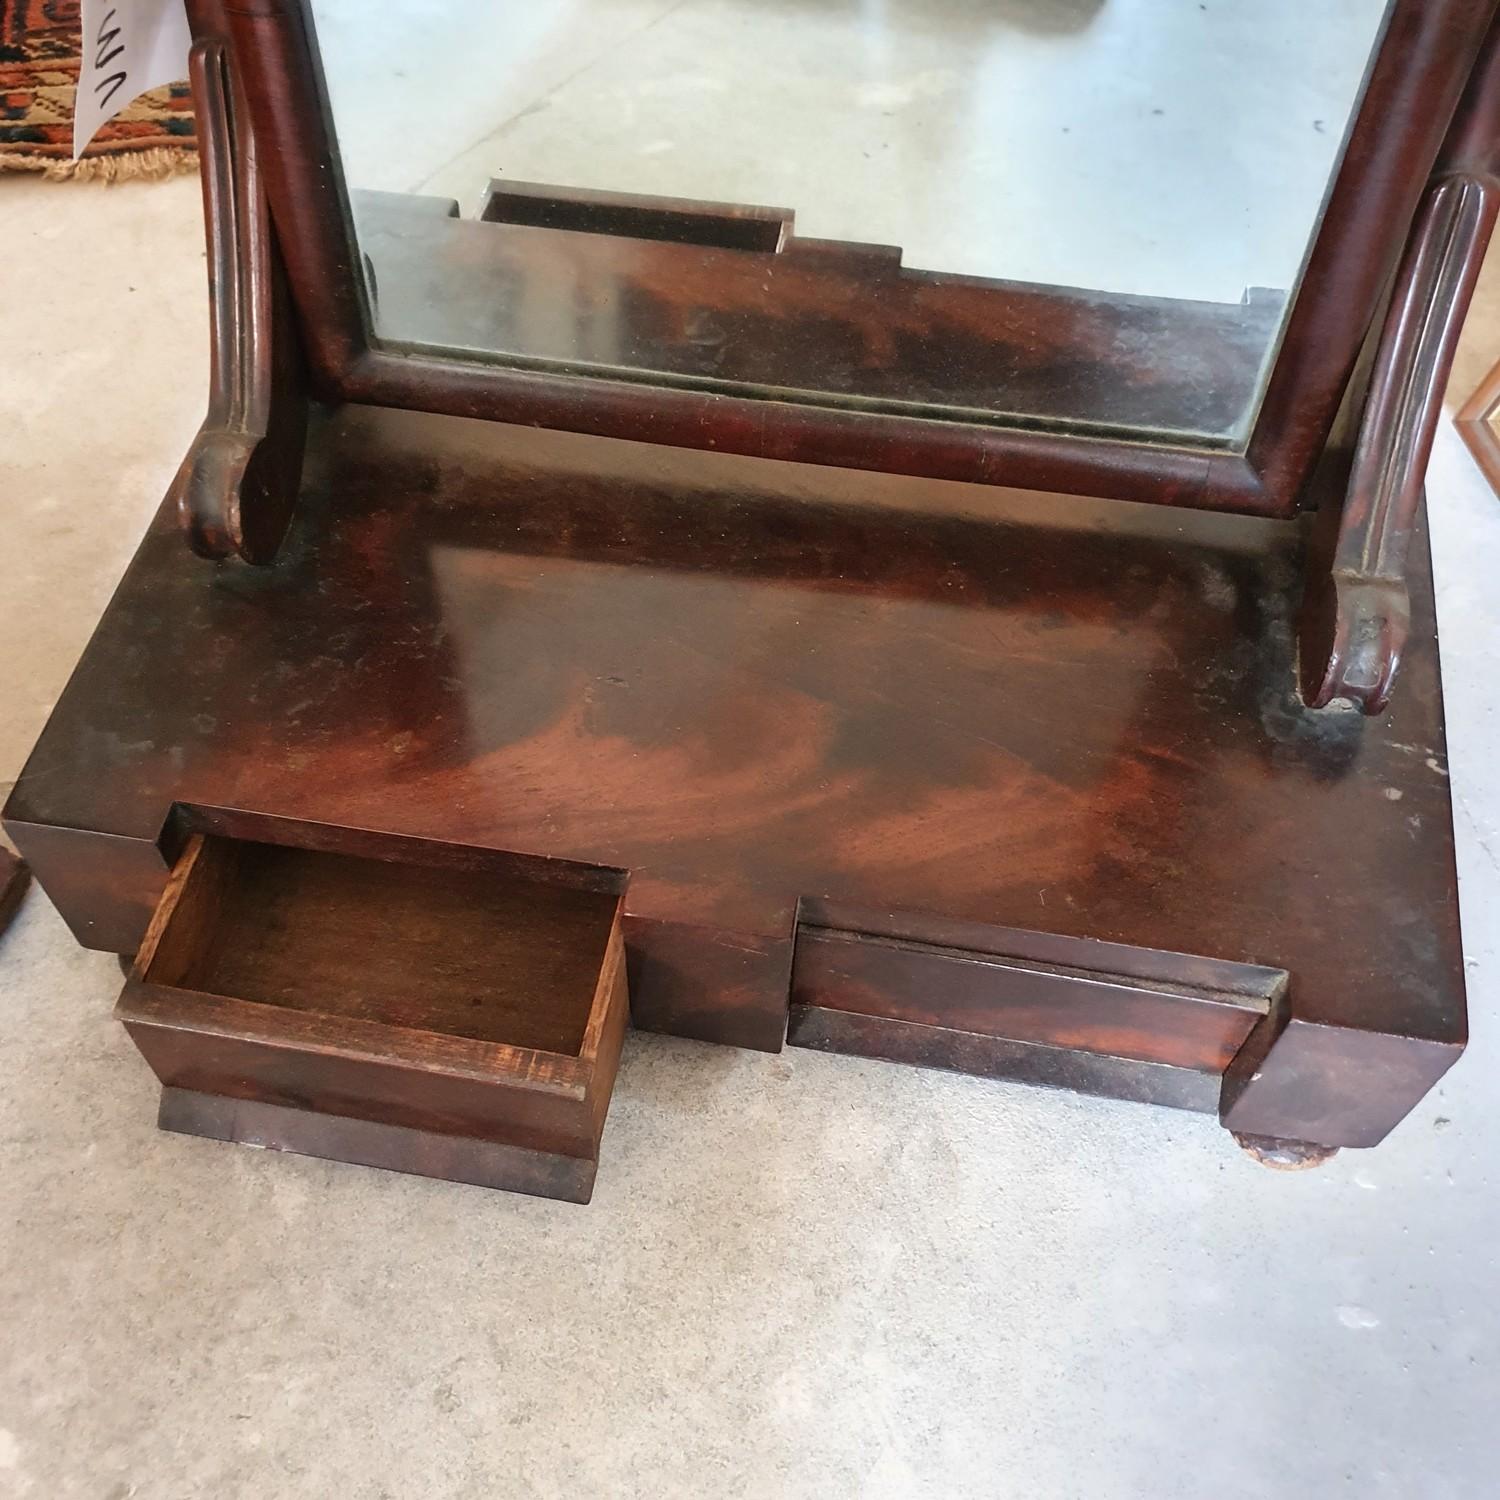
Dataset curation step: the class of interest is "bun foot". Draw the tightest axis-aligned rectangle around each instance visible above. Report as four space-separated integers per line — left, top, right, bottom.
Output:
1232 1131 1340 1170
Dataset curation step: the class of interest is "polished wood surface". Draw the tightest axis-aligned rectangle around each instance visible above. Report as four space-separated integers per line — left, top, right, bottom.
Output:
188 0 1500 719
217 0 1500 516
1302 11 1500 713
5 404 1465 1149
117 832 629 1199
13 2 1488 1184
790 912 1283 1114
479 178 795 254
173 35 305 564
358 184 1283 448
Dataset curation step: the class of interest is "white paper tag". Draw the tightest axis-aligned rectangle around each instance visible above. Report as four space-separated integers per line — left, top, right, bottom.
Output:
73 0 193 161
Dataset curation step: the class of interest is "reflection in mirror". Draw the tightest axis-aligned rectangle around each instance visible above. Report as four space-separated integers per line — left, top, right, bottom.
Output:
309 0 1391 449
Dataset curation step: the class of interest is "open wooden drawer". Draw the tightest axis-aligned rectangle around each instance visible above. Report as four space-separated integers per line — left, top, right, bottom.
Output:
117 833 628 1202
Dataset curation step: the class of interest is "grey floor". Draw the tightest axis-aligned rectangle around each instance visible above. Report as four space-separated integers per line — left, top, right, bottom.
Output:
312 0 1386 303
2 170 1499 1497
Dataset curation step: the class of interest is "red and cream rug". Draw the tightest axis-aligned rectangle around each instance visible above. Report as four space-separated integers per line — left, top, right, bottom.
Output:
1 0 195 179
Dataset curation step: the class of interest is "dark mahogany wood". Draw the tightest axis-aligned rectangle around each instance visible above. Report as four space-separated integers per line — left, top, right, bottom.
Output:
10 1 1490 1189
0 849 28 937
4 404 1466 1151
1301 176 1496 712
479 179 795 254
790 911 1284 1114
1246 0 1499 507
356 185 1283 450
1302 13 1500 713
155 1088 603 1197
173 35 306 564
117 832 629 1200
214 0 1499 518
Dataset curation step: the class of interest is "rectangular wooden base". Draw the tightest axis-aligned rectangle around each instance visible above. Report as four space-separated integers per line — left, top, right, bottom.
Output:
117 832 629 1201
4 406 1468 1156
157 1087 598 1201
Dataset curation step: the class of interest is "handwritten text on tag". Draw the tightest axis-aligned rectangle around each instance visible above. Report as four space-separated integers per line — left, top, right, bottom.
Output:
74 0 193 162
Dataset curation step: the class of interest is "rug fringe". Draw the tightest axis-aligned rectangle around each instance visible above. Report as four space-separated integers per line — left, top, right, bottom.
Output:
0 147 198 182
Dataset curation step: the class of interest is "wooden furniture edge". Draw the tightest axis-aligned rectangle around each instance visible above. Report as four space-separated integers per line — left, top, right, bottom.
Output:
117 980 597 1099
1300 12 1500 714
215 0 1499 518
173 32 306 564
155 1087 599 1200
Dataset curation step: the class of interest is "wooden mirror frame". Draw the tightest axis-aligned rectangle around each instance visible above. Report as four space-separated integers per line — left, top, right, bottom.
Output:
206 0 1499 518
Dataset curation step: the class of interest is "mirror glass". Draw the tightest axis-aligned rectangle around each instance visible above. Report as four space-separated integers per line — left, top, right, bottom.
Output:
309 0 1392 449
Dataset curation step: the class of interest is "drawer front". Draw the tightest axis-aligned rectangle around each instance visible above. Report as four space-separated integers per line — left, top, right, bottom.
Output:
118 832 628 1201
789 910 1283 1115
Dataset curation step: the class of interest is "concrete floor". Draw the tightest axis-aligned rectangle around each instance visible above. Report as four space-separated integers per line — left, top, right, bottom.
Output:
312 0 1386 304
3 166 1500 1496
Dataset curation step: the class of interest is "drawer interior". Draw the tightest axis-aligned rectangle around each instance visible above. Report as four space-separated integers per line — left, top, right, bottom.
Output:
144 838 618 1053
122 833 629 1200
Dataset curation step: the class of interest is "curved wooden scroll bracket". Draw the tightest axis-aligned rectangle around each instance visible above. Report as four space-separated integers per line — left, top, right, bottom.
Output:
1300 7 1500 715
1300 173 1496 714
172 37 306 565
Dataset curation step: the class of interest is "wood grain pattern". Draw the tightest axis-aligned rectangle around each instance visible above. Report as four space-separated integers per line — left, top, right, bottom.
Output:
789 920 1282 1108
117 833 629 1198
1301 10 1500 713
169 840 615 1052
5 403 1466 1149
157 1088 600 1201
4 0 1484 1191
213 0 1499 517
356 184 1284 449
173 35 306 563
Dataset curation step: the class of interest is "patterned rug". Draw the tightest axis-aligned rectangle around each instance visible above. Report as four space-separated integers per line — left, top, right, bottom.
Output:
1 0 195 179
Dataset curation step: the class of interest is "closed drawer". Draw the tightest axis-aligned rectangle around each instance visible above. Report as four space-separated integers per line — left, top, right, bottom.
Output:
788 904 1284 1116
118 832 628 1202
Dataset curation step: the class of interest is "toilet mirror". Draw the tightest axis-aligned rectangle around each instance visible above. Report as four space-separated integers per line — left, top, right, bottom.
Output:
304 0 1393 451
